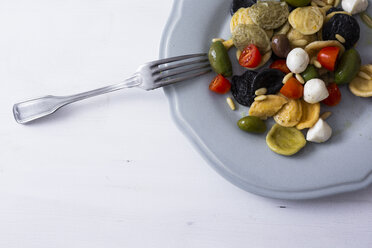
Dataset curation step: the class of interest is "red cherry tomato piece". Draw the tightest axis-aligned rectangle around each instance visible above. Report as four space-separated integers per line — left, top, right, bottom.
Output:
270 59 291 74
239 44 262 68
280 77 304 99
209 74 231 94
322 83 341 106
317 46 340 71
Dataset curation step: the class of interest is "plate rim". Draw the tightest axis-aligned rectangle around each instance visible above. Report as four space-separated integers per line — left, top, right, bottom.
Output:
159 0 372 200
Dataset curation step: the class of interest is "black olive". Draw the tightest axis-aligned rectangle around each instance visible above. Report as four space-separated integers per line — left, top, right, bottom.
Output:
231 70 258 106
322 14 360 50
326 7 343 15
271 34 291 58
253 68 284 95
230 0 257 16
231 69 284 107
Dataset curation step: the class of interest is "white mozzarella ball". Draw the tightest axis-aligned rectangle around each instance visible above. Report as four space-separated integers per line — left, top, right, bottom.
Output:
342 0 368 15
286 48 309 74
303 79 329 104
306 118 332 143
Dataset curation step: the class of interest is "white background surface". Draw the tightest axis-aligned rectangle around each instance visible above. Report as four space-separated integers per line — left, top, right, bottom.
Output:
1 0 372 247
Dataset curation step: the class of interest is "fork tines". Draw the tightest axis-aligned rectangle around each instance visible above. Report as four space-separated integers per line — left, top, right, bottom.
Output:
151 53 211 86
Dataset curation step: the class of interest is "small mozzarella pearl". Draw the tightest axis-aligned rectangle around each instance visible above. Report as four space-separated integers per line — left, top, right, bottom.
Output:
342 0 369 15
286 48 309 74
306 118 332 143
303 79 329 104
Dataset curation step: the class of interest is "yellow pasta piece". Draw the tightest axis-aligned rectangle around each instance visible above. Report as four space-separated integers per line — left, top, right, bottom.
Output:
288 6 324 35
266 124 307 156
230 8 254 33
287 27 317 48
296 100 320 130
249 95 288 120
273 98 302 127
349 65 372 97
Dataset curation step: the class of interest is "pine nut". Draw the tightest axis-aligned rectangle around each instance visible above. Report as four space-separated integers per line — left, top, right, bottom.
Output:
326 11 352 22
283 73 293 84
314 60 322 69
255 87 267 96
358 71 372 80
226 97 236 111
327 0 333 5
291 39 308 47
310 56 317 65
236 50 242 60
223 39 234 50
295 73 305 84
360 12 372 29
212 38 224 43
335 34 346 43
320 111 332 120
254 95 267 101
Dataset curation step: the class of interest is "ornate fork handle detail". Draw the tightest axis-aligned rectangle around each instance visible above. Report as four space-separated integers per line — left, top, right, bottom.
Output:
13 74 141 124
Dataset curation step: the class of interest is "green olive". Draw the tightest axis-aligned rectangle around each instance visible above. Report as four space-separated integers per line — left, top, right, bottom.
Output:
335 48 361 85
301 65 319 82
208 41 233 77
285 0 311 7
266 124 306 156
237 116 266 134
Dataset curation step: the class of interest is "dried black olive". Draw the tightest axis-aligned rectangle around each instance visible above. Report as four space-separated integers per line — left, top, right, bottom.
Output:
230 0 257 16
253 68 285 95
271 34 291 58
326 7 343 15
231 70 258 106
231 69 284 107
322 14 360 50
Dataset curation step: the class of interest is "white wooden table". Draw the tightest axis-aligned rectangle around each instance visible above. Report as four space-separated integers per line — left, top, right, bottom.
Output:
1 0 372 247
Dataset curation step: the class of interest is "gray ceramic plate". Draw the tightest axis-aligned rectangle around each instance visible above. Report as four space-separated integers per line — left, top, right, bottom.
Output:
160 0 372 199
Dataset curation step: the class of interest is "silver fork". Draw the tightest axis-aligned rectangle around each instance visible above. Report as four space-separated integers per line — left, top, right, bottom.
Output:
13 53 211 124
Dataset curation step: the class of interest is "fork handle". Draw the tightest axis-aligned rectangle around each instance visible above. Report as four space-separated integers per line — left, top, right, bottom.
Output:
13 74 141 124
63 74 140 103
